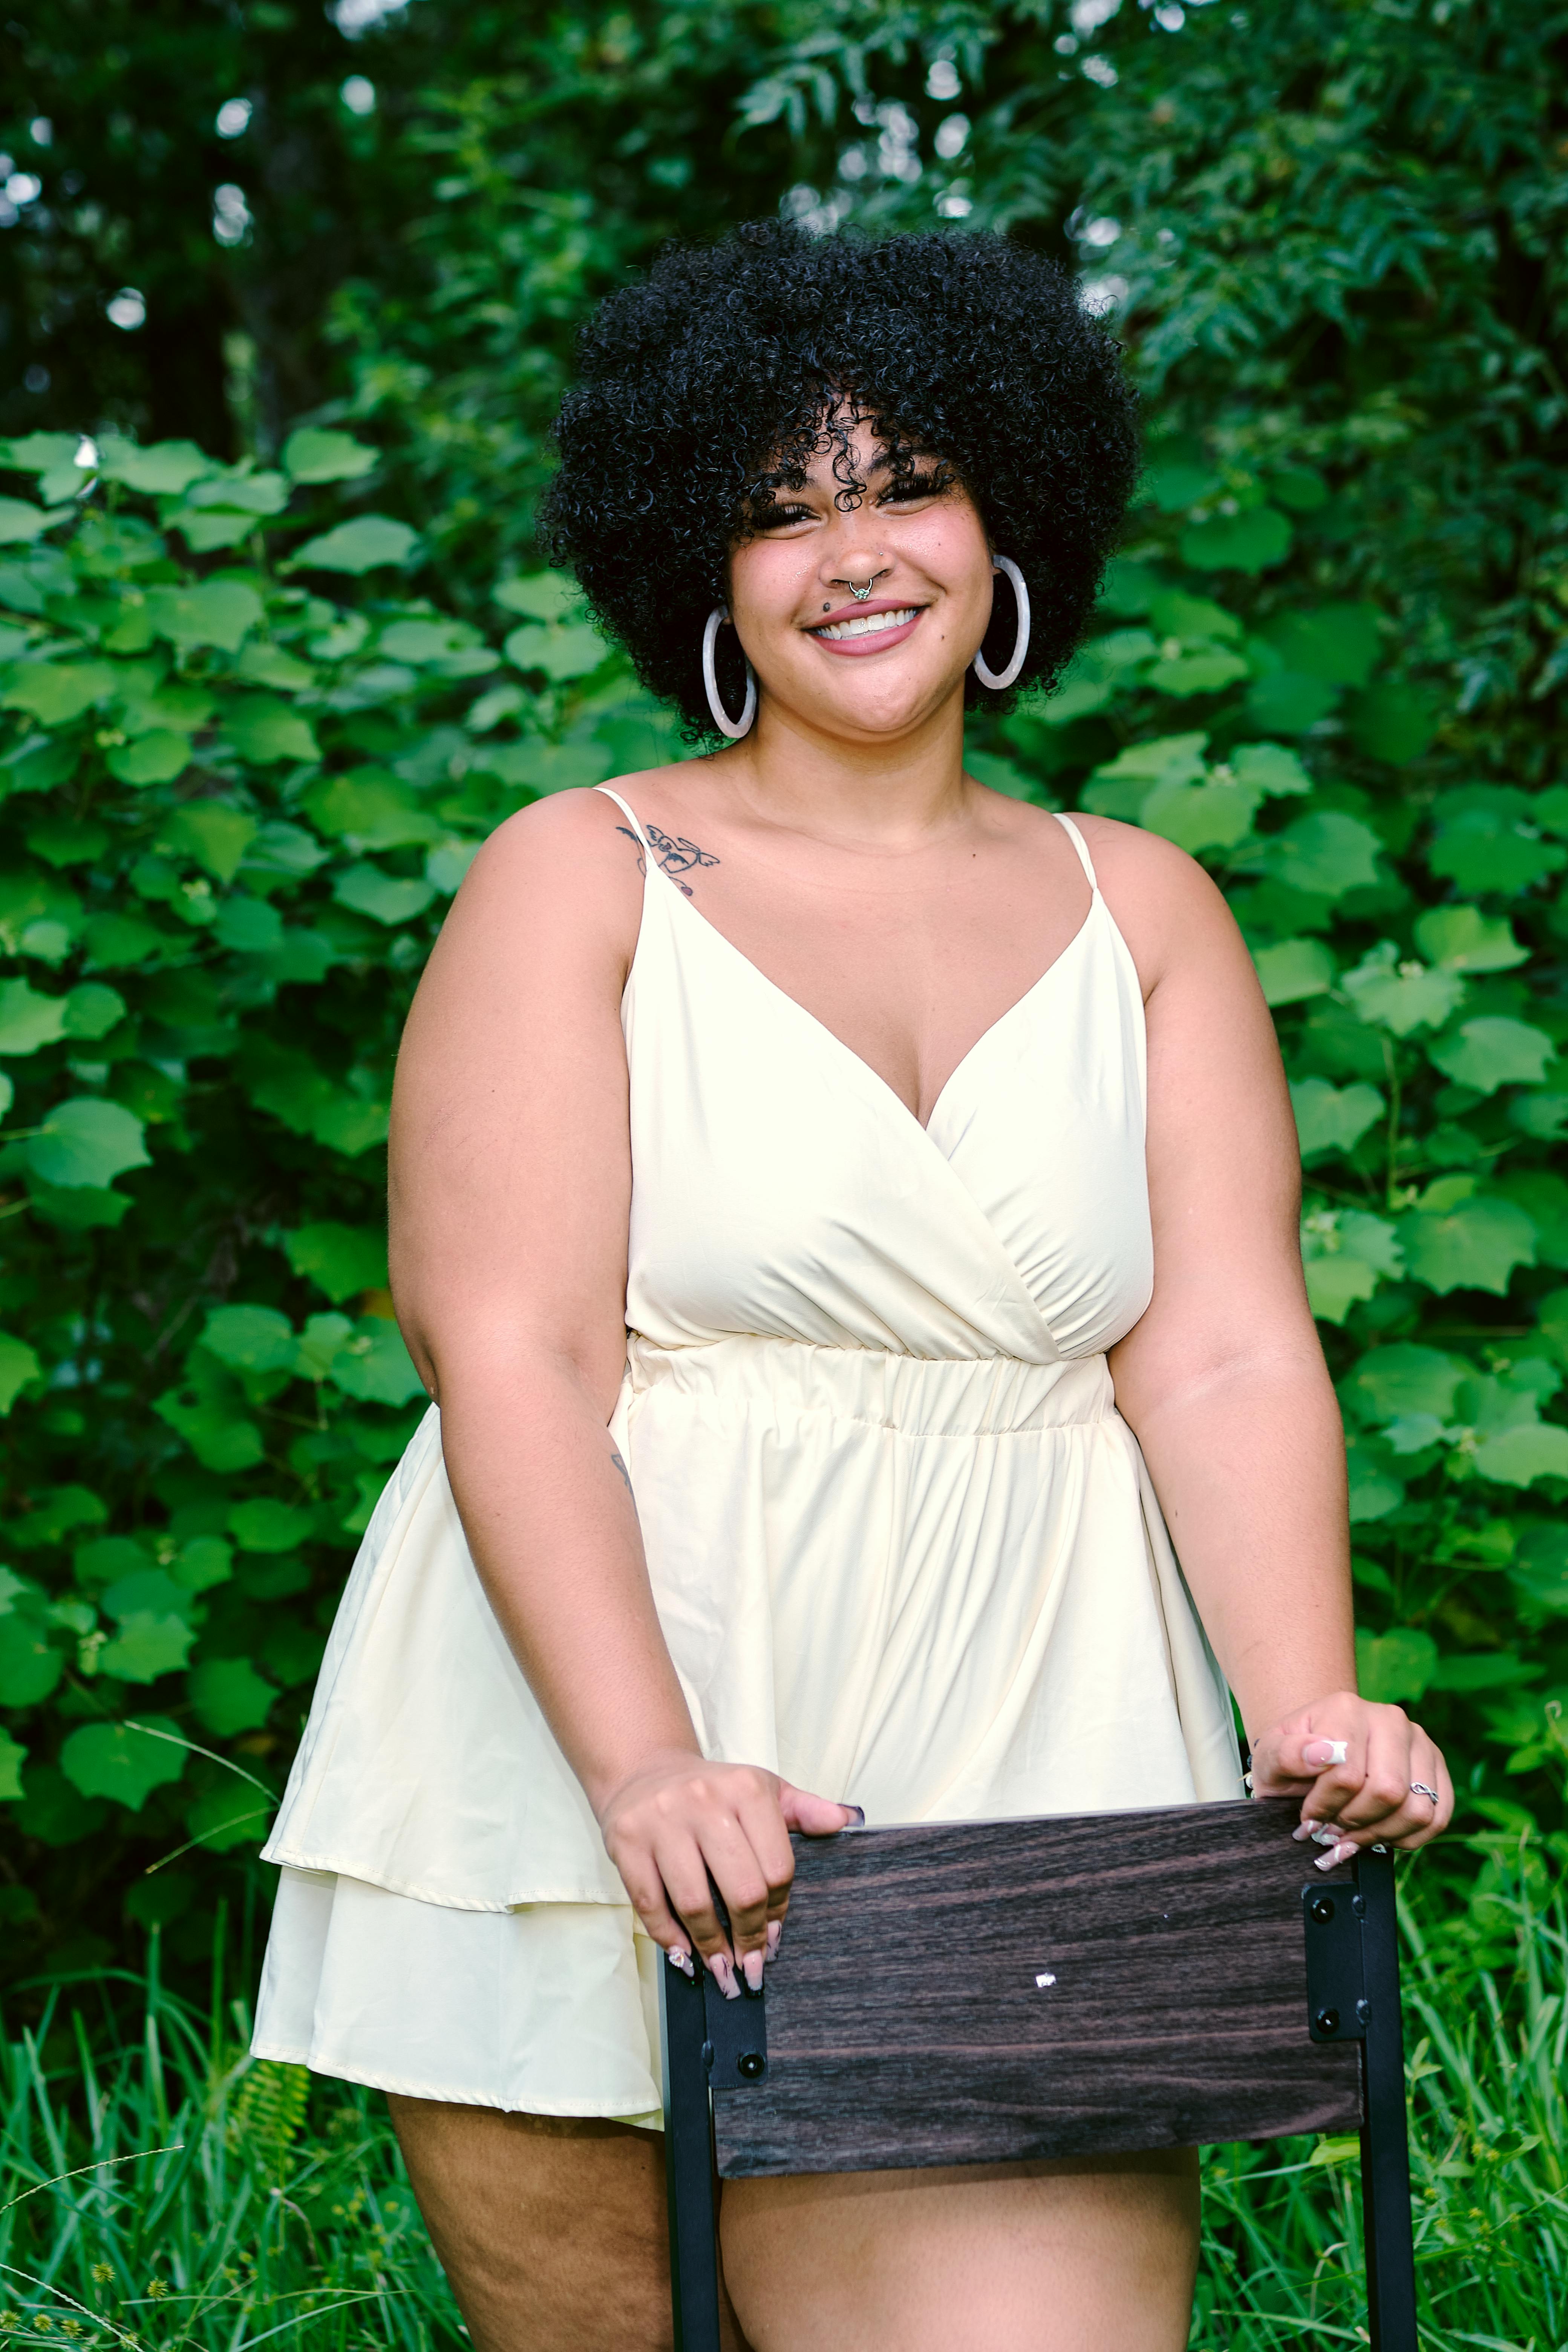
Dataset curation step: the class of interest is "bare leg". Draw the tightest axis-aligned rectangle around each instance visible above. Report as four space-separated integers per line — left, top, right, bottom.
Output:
721 2150 1200 2352
386 2096 751 2352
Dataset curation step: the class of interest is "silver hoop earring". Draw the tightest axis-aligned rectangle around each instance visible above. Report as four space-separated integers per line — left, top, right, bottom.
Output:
972 557 1031 693
702 607 756 740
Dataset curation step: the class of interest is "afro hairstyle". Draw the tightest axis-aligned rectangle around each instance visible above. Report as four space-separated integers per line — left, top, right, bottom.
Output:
539 220 1140 737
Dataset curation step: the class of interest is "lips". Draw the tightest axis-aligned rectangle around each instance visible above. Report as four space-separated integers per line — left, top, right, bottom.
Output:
808 603 924 657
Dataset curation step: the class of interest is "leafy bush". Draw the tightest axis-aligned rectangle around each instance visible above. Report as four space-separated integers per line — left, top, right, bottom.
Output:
1 394 1566 1978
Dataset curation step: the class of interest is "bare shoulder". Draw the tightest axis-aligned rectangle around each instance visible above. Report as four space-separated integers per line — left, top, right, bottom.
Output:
434 778 655 979
1069 812 1253 998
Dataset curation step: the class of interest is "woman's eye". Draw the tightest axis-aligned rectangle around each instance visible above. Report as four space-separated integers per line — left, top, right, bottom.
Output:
879 475 946 507
755 503 816 531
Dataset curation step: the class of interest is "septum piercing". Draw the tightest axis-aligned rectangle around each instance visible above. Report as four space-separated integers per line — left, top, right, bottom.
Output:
829 568 890 603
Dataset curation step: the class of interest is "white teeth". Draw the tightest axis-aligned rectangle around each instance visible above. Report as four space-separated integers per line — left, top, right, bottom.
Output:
815 605 919 641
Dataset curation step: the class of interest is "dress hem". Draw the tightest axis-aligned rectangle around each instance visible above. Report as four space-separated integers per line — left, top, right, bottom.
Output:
249 2037 663 2127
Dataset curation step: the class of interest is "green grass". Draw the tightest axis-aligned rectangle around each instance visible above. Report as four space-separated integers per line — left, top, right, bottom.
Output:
3 1830 1565 2352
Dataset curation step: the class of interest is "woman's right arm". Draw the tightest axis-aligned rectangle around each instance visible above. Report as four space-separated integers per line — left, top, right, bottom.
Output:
387 789 848 1995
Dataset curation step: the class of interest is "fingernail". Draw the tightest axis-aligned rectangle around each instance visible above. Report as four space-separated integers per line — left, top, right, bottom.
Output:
1315 1840 1357 1873
708 1954 741 2000
842 1804 866 1828
665 1945 695 1979
766 1920 781 1958
1311 1824 1343 1848
742 1949 764 1993
1303 1739 1349 1767
1292 1819 1320 1842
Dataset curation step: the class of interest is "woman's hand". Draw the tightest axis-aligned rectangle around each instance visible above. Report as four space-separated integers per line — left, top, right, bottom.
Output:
598 1749 860 1998
1249 1692 1453 1866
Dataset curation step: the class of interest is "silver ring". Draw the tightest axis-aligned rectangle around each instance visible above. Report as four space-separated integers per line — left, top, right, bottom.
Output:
1410 1782 1439 1804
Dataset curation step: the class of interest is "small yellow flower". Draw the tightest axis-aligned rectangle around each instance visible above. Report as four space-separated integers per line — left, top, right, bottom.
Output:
145 2283 169 2302
90 2269 113 2288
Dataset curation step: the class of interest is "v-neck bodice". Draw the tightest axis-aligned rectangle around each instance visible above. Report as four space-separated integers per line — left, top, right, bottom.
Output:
602 788 1155 1367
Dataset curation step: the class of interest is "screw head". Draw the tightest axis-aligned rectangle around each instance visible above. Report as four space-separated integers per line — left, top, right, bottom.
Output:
737 2050 766 2080
1310 1896 1335 1924
1315 2006 1340 2035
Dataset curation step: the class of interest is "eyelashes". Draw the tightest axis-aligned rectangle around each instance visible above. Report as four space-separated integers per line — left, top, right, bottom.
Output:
750 476 950 530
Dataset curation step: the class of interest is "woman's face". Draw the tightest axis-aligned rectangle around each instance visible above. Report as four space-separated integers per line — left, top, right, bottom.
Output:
724 418 996 744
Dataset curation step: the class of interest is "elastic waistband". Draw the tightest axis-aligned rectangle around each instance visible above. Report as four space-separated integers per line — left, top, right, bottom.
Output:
623 1333 1113 1439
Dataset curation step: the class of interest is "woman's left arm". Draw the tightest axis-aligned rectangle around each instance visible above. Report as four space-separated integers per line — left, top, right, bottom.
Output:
1092 818 1453 1862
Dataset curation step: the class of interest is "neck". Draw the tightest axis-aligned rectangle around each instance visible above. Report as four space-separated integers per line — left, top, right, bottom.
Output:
709 686 974 851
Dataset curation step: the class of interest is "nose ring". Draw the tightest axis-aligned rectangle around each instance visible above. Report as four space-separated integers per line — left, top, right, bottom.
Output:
831 568 888 603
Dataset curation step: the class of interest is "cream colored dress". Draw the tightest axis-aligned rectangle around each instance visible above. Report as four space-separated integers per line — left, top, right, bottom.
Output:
253 792 1241 2122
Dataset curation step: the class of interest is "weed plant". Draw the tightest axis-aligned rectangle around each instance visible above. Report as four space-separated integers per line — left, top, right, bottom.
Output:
3 1831 1565 2352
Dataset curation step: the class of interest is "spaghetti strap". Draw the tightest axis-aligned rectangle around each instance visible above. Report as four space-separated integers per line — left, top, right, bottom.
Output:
1054 811 1099 892
595 784 650 852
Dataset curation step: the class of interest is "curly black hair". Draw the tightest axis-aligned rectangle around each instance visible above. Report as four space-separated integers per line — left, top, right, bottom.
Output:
539 220 1140 737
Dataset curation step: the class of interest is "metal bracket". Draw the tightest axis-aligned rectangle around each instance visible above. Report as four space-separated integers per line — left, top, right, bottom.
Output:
1302 1883 1371 2042
703 1974 768 2089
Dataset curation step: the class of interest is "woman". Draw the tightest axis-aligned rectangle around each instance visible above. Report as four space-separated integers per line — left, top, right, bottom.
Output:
254 225 1452 2351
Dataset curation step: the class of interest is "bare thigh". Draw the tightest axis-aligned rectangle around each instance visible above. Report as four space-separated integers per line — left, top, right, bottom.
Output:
386 2095 751 2352
721 2149 1200 2352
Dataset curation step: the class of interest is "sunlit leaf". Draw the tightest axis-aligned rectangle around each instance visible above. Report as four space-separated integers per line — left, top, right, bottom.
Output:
289 515 419 573
59 1717 185 1807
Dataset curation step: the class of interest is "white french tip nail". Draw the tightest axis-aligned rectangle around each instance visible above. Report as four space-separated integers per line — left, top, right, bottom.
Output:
1315 1840 1357 1872
1325 1740 1349 1766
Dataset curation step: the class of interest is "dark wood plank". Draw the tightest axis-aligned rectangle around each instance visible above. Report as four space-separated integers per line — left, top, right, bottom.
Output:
713 1798 1362 2177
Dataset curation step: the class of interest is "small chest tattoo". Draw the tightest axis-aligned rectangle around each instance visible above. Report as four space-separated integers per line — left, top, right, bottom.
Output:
617 822 720 898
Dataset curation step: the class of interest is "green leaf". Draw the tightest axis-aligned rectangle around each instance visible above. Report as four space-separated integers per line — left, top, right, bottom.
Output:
3 658 117 723
1241 671 1340 736
1427 790 1567 896
1399 1178 1536 1295
183 1781 272 1852
1260 604 1381 689
172 1535 233 1593
1347 1345 1468 1425
144 579 263 652
26 1097 150 1189
1290 1078 1383 1159
1301 1206 1403 1323
0 1331 42 1412
1427 1018 1555 1096
1509 1525 1568 1616
157 806 258 886
290 516 419 573
153 1384 265 1473
1261 812 1383 899
223 694 320 765
282 427 379 484
1140 778 1262 852
0 1730 24 1801
303 768 441 848
296 1311 354 1381
1254 937 1337 1007
0 978 70 1055
0 495 69 544
1342 942 1466 1036
1471 1422 1568 1488
105 729 191 786
494 570 581 622
59 1717 186 1808
10 1762 107 1844
96 436 215 494
97 1611 195 1682
1147 647 1250 697
1344 681 1441 766
1228 742 1312 797
1355 1628 1438 1703
228 1497 314 1552
0 1612 63 1705
187 1657 279 1736
283 1221 388 1303
1178 505 1292 573
201 1304 297 1372
504 619 609 680
213 895 285 954
332 862 436 924
327 1315 426 1406
1412 906 1527 973
427 838 482 894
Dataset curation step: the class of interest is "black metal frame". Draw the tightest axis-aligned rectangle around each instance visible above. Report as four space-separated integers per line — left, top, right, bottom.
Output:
660 1843 1417 2352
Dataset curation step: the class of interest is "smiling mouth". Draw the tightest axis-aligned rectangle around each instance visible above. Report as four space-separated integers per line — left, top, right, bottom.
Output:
812 605 921 642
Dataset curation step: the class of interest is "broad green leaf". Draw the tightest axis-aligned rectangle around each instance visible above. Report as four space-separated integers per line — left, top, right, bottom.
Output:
1290 1077 1383 1158
1426 1651 1538 1691
283 1221 388 1302
1342 942 1466 1036
144 579 263 652
0 496 68 544
80 913 173 969
282 427 379 483
1254 937 1337 1007
59 1717 185 1808
0 1612 63 1706
184 1781 272 1851
223 694 320 764
172 1535 233 1593
0 431 81 473
1510 1525 1568 1615
0 1331 42 1413
1242 671 1339 735
1228 742 1312 796
158 804 259 882
101 1566 195 1626
25 1098 149 1189
1178 504 1292 573
1260 604 1381 689
1355 1628 1438 1703
1141 458 1219 512
2 659 116 723
1412 906 1527 972
0 1731 23 1801
290 515 419 573
180 467 289 515
427 838 482 894
378 617 484 665
26 1179 133 1231
310 1095 391 1156
187 1656 279 1735
1139 778 1262 851
152 1384 265 1473
97 1611 195 1682
235 640 316 690
296 1311 354 1381
213 894 285 954
1344 681 1440 766
303 768 441 847
504 619 609 680
1146 647 1250 697
0 979 76 1061
1499 1178 1568 1268
1301 1206 1403 1323
332 862 436 924
494 570 581 622
474 739 608 795
1398 1177 1536 1295
244 819 331 877
201 1303 296 1372
1145 590 1242 643
105 729 191 786
327 1315 426 1406
1346 1345 1467 1426
11 1764 106 1844
96 436 214 494
1427 789 1567 896
1472 1421 1568 1487
229 1497 314 1552
1261 811 1382 899
1427 1017 1555 1096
